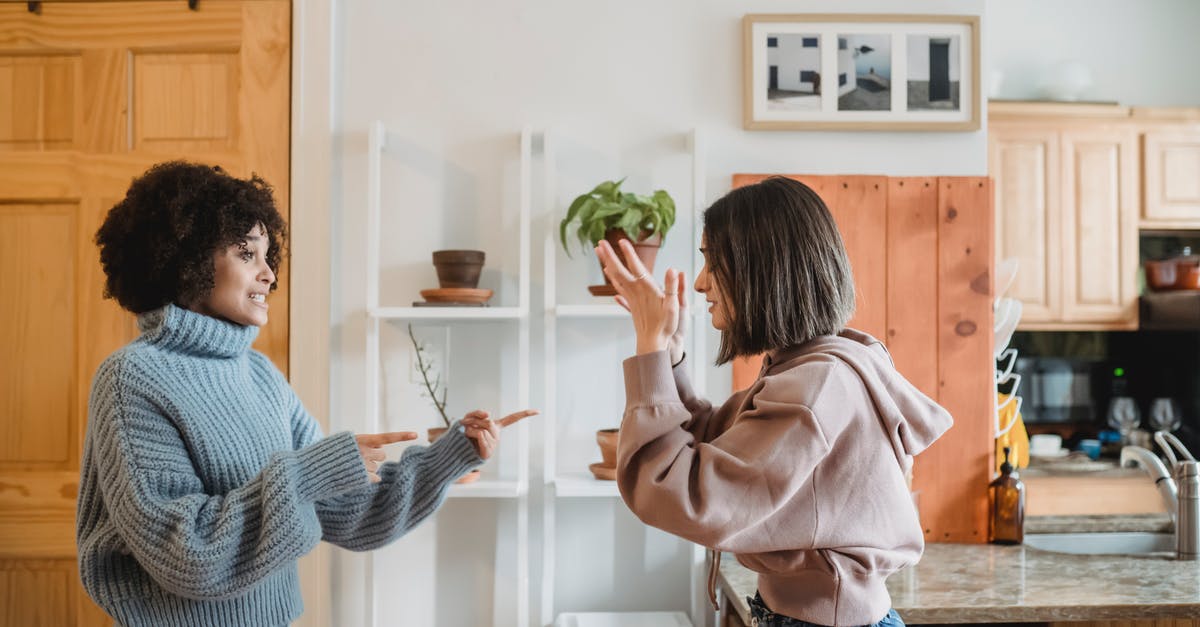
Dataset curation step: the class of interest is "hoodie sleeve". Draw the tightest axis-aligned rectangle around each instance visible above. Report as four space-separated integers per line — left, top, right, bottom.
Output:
616 350 840 553
669 353 736 443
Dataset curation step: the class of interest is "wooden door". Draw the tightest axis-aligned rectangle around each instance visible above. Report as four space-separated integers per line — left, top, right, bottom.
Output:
1143 129 1200 228
1060 129 1139 328
0 2 290 625
988 124 1061 325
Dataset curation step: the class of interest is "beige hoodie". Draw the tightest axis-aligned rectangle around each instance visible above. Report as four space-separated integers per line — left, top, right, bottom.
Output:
617 329 953 626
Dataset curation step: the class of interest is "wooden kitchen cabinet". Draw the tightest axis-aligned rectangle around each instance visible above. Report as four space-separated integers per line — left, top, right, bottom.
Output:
989 125 1061 322
1059 128 1140 326
989 103 1139 330
1143 128 1200 228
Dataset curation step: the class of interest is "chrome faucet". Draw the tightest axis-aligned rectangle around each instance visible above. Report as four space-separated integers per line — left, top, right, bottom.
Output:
1120 445 1178 519
1155 431 1200 559
1122 434 1200 560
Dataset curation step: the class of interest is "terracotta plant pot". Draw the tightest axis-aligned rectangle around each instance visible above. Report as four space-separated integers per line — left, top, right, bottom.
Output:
596 428 619 468
427 427 481 484
1177 263 1200 291
588 229 662 297
1145 259 1178 291
432 250 485 289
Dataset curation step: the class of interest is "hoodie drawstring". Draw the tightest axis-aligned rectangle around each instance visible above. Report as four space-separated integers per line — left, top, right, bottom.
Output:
707 549 722 611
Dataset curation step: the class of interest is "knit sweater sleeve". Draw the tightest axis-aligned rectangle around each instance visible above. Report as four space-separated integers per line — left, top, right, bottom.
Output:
616 350 835 552
89 359 369 601
286 386 483 550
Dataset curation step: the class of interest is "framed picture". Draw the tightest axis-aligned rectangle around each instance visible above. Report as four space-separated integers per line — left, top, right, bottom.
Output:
743 14 980 131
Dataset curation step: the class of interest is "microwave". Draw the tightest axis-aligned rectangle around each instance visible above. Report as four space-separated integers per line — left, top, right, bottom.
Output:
1017 356 1099 424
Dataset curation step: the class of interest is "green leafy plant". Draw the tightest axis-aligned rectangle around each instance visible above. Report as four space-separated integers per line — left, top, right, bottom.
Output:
559 178 676 257
408 324 451 427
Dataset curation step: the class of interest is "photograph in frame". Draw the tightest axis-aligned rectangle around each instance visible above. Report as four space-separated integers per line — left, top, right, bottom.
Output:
766 33 823 112
837 34 892 112
907 34 962 111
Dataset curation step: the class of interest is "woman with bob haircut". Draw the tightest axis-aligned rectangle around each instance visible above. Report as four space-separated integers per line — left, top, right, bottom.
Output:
77 161 535 626
595 176 952 627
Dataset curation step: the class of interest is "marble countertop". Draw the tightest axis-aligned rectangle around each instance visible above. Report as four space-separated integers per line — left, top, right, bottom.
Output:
1026 513 1173 534
719 539 1200 624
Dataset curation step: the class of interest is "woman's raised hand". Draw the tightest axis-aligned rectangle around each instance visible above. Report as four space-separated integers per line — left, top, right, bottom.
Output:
595 239 684 358
461 408 539 460
355 432 418 483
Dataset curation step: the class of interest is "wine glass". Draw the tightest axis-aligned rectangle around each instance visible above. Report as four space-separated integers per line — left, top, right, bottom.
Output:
1148 398 1182 433
1106 396 1141 444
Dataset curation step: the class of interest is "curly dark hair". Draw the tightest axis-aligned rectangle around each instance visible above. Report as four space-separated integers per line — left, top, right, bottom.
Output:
95 161 287 314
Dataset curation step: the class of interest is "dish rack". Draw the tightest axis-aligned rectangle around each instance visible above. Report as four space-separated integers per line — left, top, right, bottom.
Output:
994 258 1023 444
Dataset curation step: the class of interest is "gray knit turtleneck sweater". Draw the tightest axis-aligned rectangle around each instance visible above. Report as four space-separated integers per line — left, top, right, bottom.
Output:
76 304 481 626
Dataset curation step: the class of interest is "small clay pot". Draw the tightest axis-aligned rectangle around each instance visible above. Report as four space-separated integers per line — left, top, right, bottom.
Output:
428 426 482 484
432 250 485 289
596 428 619 467
1145 259 1178 291
1177 263 1200 291
589 230 662 297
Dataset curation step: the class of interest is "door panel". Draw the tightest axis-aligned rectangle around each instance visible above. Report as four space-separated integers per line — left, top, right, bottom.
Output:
989 126 1061 324
0 206 76 465
0 3 291 624
1060 130 1138 326
0 54 81 151
1143 130 1200 227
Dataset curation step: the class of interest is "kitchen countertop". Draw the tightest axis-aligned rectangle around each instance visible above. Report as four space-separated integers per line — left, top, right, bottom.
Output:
1025 513 1173 534
718 537 1200 624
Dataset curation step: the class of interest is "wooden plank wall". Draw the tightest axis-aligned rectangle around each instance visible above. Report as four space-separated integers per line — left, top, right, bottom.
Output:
728 174 994 543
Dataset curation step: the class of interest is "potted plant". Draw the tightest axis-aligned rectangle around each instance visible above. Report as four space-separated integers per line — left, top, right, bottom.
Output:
407 324 480 484
559 178 676 296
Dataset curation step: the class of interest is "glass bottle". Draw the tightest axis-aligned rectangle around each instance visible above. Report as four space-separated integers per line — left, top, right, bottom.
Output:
990 446 1025 545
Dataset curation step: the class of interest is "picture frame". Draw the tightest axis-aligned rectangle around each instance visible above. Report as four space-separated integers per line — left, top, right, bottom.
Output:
743 14 981 131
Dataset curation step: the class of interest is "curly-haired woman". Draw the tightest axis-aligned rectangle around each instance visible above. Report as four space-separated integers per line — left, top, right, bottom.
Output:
76 161 536 626
596 177 952 627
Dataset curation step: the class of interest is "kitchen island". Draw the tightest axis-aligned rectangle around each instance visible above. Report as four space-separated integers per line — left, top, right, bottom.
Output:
717 536 1200 625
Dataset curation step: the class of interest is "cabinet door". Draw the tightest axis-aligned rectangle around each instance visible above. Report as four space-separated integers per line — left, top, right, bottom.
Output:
989 125 1061 324
1060 129 1139 327
1143 129 1200 227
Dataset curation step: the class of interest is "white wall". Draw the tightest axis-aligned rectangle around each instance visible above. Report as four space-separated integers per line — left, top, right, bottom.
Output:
325 1 985 625
988 0 1200 105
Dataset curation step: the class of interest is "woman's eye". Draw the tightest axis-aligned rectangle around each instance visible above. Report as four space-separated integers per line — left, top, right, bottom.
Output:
239 250 254 261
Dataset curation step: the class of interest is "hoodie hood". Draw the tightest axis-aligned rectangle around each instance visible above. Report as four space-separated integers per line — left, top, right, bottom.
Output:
766 329 954 468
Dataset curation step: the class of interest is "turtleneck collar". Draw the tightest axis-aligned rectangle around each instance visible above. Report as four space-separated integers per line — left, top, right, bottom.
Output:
137 304 259 358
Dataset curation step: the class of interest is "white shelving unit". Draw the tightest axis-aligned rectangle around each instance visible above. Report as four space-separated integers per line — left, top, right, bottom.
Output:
364 120 532 627
540 128 710 627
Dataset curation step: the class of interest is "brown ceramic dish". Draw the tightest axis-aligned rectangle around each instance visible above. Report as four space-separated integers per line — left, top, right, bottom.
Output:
588 462 616 481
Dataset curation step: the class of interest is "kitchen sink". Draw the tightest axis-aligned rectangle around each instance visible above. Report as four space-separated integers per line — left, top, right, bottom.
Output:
1025 532 1175 556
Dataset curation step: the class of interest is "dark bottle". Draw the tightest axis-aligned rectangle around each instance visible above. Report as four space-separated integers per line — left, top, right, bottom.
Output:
989 446 1025 545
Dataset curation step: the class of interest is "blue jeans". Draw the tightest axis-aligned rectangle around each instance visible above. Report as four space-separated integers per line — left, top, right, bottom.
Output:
747 592 905 627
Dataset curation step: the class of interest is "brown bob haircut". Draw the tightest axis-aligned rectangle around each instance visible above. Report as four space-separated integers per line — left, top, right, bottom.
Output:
703 176 855 365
